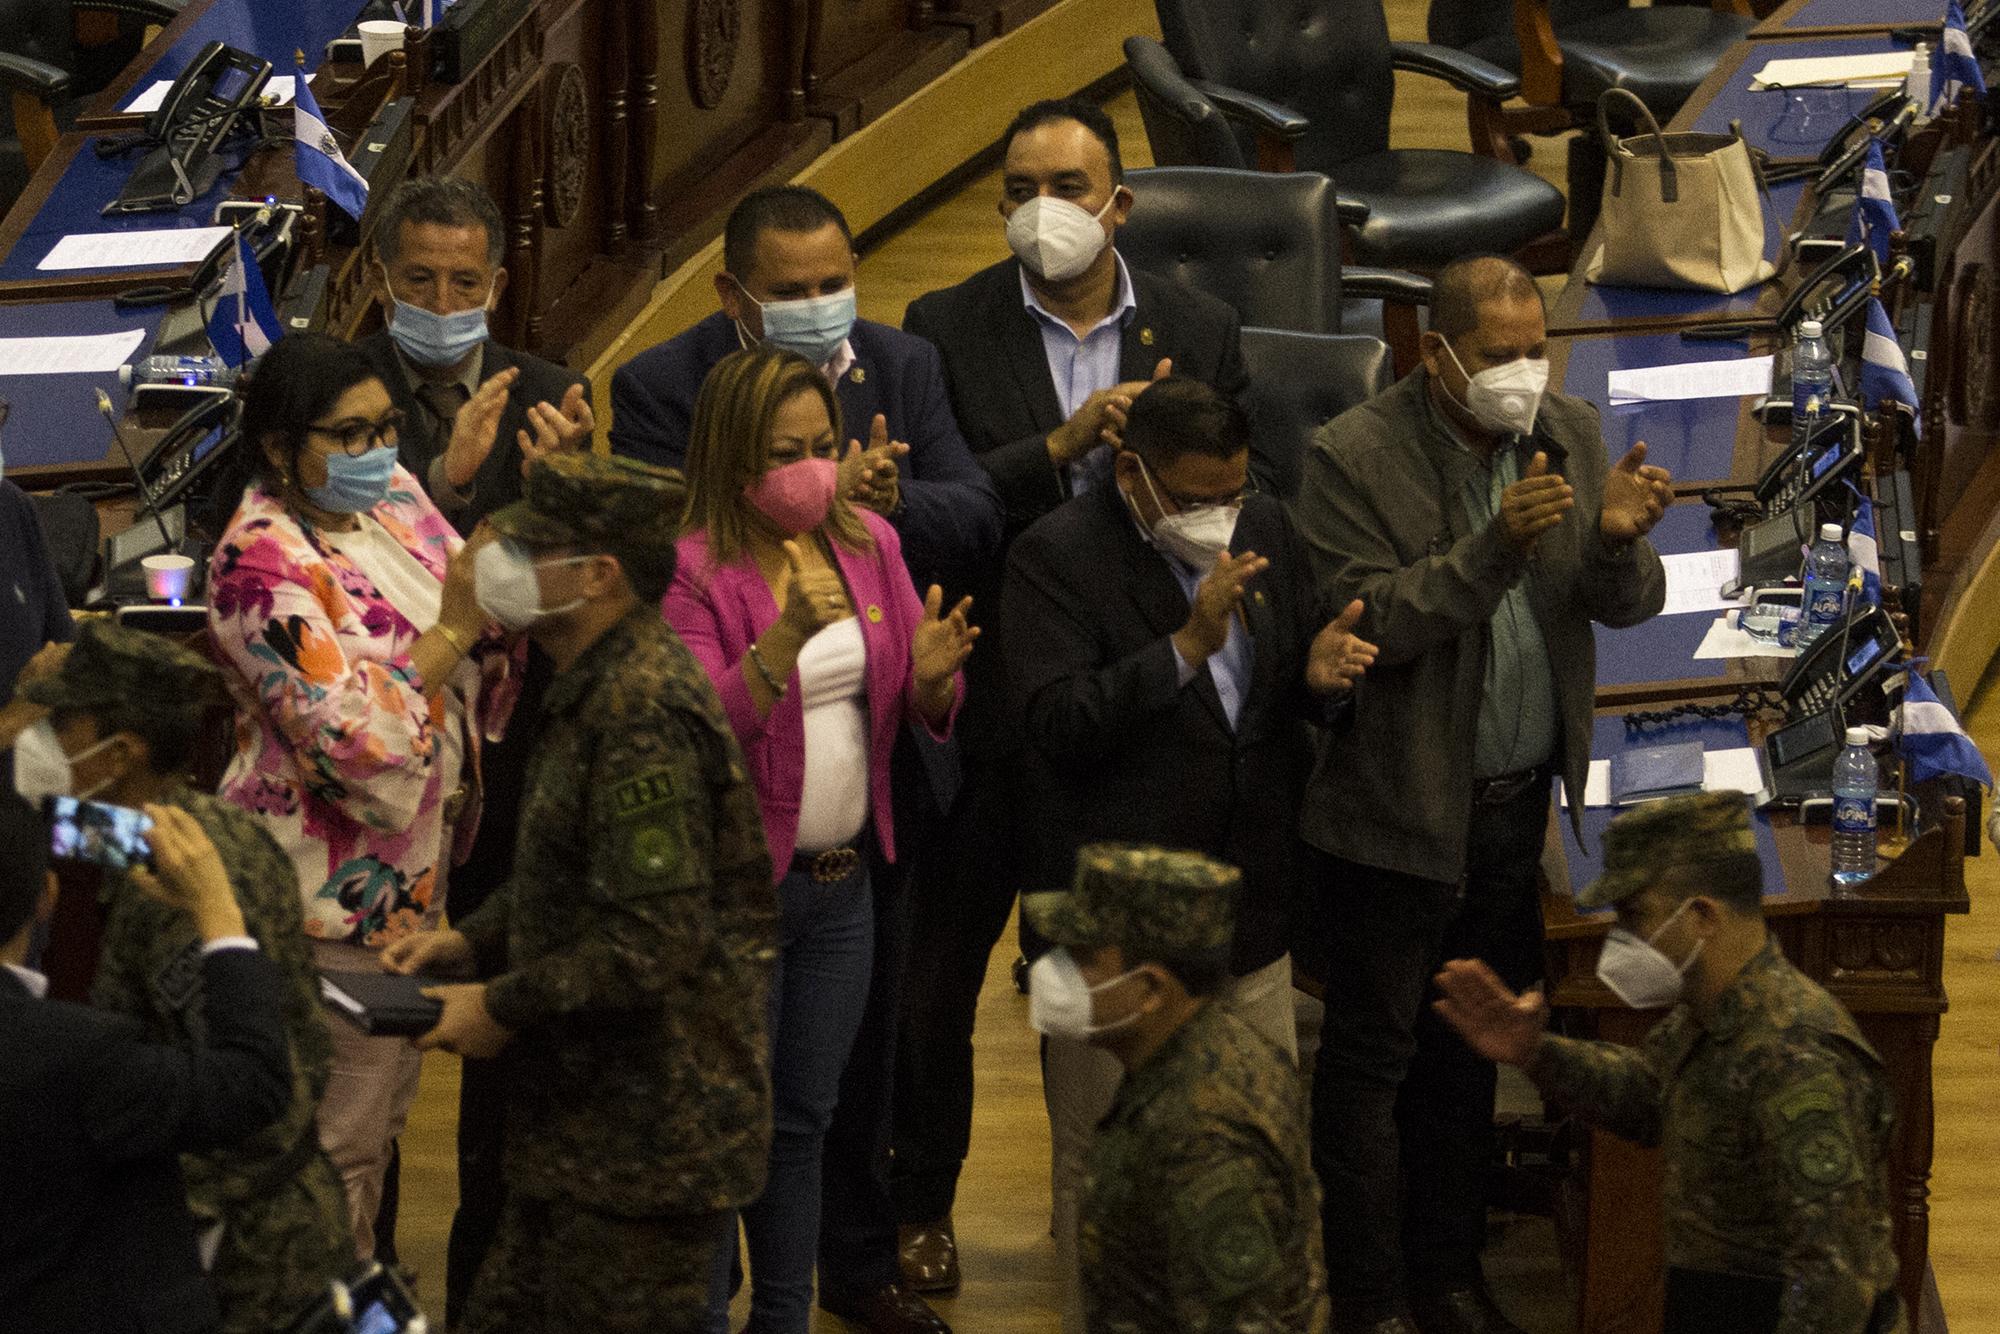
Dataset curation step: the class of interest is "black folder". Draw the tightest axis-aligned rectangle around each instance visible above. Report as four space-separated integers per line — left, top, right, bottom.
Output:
318 970 445 1037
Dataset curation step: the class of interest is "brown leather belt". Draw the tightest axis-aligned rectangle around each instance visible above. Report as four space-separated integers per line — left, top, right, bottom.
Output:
1471 768 1545 807
792 842 863 884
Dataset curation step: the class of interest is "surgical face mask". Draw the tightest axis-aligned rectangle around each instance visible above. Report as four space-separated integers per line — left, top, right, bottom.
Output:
745 457 840 536
1027 947 1146 1041
305 444 399 515
1006 192 1117 283
473 539 592 632
1595 899 1704 1009
1441 339 1550 438
1130 455 1239 571
12 720 116 806
738 284 857 367
383 267 494 369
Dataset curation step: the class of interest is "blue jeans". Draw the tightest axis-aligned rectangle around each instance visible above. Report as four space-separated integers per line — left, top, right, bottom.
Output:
706 860 874 1334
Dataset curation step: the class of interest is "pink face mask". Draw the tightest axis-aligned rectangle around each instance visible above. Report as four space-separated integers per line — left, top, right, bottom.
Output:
744 457 840 535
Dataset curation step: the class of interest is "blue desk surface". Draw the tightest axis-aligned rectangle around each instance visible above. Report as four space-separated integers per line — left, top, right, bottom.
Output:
0 300 163 472
145 1 364 93
1594 503 1732 690
1565 35 1902 329
1562 332 1759 482
1771 0 1935 29
0 147 239 284
1559 713 1784 899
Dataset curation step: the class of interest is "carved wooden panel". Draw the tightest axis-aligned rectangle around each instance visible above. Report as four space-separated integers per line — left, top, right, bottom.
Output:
1826 919 1929 985
689 0 741 108
544 62 590 228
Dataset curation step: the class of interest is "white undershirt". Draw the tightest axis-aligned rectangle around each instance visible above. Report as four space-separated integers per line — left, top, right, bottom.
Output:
794 617 870 852
321 517 478 803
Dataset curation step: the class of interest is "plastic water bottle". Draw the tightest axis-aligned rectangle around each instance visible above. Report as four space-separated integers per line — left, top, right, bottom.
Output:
1830 726 1879 889
118 355 236 390
1791 318 1835 450
1798 521 1850 649
1908 43 1933 124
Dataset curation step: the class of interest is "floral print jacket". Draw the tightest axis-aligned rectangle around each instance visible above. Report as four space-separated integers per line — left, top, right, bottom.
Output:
207 469 520 949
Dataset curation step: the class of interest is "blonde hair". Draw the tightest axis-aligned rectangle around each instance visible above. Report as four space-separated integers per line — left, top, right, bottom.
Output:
682 346 873 564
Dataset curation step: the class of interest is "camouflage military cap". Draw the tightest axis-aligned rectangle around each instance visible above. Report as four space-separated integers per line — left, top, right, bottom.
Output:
487 452 686 551
1022 843 1238 965
1577 790 1759 910
21 617 223 727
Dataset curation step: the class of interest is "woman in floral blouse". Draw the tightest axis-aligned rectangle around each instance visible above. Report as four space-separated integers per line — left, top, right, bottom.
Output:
206 332 520 1256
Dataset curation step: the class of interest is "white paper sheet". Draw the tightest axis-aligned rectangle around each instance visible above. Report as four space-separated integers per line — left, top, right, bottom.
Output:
1559 747 1766 808
36 226 232 272
123 74 305 114
1608 355 1775 404
1660 549 1748 617
1692 614 1800 660
1750 52 1914 90
0 329 146 375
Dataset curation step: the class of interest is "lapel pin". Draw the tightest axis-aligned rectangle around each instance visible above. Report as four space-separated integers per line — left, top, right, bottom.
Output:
866 604 883 623
1139 327 1155 347
849 367 867 384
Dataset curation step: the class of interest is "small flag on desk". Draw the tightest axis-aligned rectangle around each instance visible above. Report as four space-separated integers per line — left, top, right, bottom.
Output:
293 64 368 221
1844 484 1882 608
1860 297 1922 435
1933 0 1987 115
1844 139 1899 268
1893 670 1993 786
204 230 282 368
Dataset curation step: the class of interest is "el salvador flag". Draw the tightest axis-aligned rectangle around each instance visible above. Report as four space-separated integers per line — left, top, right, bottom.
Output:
1894 670 1993 786
1861 297 1922 435
205 230 282 368
294 70 368 221
1844 139 1899 268
1844 485 1882 608
1933 0 1987 115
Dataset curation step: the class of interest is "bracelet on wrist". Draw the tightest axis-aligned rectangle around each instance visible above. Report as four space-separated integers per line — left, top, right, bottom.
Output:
746 642 785 696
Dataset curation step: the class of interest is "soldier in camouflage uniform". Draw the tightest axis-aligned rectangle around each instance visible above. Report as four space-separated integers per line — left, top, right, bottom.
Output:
383 453 778 1334
1021 843 1330 1334
1434 791 1902 1334
19 619 353 1332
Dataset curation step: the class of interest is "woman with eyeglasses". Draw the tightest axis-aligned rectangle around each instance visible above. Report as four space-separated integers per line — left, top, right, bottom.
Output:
205 332 524 1257
664 347 976 1334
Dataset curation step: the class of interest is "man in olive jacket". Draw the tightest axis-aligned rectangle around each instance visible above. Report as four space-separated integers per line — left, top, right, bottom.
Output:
1293 256 1670 1334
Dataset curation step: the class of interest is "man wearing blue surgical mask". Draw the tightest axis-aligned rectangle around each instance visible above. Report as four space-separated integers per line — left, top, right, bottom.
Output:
360 177 594 533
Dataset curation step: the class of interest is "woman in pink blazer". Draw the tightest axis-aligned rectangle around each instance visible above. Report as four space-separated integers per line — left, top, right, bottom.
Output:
664 346 973 1334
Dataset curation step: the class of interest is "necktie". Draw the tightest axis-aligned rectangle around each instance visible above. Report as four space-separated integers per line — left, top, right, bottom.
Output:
416 380 470 448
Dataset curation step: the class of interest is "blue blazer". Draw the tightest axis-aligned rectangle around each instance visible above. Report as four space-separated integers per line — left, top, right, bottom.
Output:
608 311 1002 591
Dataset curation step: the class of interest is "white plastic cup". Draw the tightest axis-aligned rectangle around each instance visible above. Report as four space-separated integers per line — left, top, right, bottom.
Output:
141 553 194 604
357 20 408 68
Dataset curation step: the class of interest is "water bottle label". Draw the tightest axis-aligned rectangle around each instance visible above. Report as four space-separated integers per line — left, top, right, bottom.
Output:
1807 588 1845 623
1833 797 1875 836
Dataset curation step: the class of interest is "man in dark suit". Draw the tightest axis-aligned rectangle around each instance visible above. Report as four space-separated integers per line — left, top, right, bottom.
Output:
359 176 593 535
358 174 589 1319
1000 377 1373 1331
0 795 293 1334
610 185 1001 591
893 97 1250 1296
611 185 1000 1334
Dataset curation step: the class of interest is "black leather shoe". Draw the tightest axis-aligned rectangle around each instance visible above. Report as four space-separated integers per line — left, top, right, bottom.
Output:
818 1281 953 1334
1411 1285 1528 1334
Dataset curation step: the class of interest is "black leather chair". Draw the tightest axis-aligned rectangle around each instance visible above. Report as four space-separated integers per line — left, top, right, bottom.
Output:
1113 166 1431 373
1239 327 1392 498
1427 0 1755 235
0 0 176 206
30 490 98 607
1131 0 1571 273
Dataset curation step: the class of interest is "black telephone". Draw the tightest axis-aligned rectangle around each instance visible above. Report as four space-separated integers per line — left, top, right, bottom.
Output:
1780 601 1900 721
1753 410 1864 513
1761 89 1911 186
1684 244 1879 343
103 42 271 215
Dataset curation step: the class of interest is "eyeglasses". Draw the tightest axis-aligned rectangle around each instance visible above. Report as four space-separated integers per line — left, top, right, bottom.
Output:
306 409 405 457
1143 459 1258 512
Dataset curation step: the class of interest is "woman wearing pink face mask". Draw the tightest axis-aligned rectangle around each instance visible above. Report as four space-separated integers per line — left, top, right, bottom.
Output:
665 346 975 1334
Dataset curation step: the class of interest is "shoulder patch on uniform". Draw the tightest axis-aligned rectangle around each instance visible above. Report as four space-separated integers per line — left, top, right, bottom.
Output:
609 767 678 819
1174 1161 1283 1302
628 824 681 880
1762 1069 1863 1196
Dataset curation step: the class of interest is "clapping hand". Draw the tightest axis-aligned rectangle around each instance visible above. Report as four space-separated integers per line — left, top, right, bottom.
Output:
1305 599 1377 694
777 540 851 640
518 382 595 472
442 366 523 490
1049 358 1172 465
911 585 977 725
1174 549 1268 665
1432 959 1548 1068
1498 451 1573 552
1600 442 1673 545
840 415 911 515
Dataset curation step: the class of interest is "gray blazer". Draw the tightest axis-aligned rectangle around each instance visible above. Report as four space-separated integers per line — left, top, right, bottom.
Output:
1293 368 1665 883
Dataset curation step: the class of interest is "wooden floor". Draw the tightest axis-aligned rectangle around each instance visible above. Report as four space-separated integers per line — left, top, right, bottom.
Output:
390 5 1998 1329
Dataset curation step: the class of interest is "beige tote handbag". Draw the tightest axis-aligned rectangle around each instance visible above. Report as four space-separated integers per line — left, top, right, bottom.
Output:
1585 87 1778 294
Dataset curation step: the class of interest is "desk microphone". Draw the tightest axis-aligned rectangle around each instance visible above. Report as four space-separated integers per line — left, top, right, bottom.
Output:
95 388 180 558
